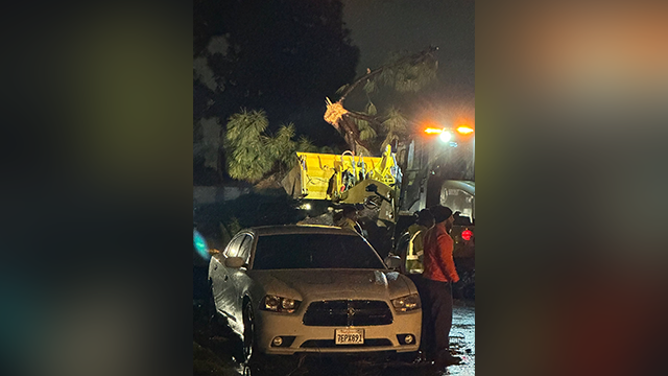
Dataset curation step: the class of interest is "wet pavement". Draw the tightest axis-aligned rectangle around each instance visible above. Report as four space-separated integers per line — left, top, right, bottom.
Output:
194 301 475 376
444 304 475 375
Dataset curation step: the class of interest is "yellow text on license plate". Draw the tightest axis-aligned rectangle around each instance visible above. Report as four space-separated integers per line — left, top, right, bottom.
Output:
335 329 364 345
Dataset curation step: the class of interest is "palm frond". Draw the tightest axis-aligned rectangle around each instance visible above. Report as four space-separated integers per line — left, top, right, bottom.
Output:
276 123 296 141
320 145 335 154
226 108 269 144
296 136 317 152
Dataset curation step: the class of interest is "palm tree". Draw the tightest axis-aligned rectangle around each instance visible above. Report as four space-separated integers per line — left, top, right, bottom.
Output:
225 109 274 183
225 109 320 185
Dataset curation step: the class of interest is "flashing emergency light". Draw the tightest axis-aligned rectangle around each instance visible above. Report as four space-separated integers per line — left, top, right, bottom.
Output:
456 125 474 135
461 229 473 241
424 127 444 135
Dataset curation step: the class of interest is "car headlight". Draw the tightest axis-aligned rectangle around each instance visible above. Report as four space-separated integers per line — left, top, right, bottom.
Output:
391 293 421 312
260 295 301 313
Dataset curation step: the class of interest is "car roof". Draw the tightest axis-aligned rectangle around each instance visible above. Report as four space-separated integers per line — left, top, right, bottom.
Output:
442 180 475 195
243 224 360 237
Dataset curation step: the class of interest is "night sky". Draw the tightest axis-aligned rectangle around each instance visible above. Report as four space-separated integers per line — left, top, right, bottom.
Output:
342 0 475 129
193 0 475 183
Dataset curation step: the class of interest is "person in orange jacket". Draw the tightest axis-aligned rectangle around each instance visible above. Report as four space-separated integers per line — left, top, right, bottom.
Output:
421 205 461 366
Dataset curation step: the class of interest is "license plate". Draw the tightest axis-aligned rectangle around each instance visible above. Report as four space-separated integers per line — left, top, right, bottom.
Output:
335 329 364 345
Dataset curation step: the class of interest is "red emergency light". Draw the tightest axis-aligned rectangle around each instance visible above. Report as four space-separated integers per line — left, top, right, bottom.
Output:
461 229 473 241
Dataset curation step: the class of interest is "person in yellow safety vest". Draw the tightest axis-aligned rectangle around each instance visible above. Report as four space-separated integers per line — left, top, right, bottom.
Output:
405 209 435 274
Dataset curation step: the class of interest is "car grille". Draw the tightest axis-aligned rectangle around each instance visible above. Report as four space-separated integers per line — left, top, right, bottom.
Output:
300 339 393 348
302 300 393 326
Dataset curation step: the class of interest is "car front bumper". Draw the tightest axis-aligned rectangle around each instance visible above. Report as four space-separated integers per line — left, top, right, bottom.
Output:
255 308 422 355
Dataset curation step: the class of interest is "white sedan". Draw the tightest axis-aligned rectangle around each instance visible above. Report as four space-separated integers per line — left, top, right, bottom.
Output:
209 224 422 362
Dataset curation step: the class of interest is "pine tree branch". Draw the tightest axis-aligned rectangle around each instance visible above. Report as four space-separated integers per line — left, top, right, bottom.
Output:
338 67 386 102
345 110 389 130
338 46 438 102
329 46 438 155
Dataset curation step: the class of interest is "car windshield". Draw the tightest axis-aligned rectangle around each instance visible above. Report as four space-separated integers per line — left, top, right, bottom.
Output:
252 233 386 270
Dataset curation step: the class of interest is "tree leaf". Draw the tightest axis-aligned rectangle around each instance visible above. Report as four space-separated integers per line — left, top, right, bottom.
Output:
360 126 377 141
335 84 350 95
320 145 334 154
277 123 296 140
297 136 317 152
363 79 376 94
382 107 408 134
357 118 377 141
366 101 377 116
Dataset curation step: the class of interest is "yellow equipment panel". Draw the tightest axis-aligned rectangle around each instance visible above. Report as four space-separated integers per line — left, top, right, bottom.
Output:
295 146 398 201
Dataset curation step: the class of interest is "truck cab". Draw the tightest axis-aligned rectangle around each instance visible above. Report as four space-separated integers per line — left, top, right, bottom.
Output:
395 178 475 299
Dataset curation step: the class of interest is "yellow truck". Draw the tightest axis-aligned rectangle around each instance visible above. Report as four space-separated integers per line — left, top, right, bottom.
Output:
281 144 474 298
281 145 401 225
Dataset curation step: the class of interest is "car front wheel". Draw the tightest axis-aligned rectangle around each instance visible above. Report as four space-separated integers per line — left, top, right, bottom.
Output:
241 300 255 362
231 299 255 363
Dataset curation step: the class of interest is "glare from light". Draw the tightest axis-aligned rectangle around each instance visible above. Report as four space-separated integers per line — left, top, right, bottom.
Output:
456 125 474 135
439 131 452 143
193 229 210 260
424 127 443 135
302 203 312 210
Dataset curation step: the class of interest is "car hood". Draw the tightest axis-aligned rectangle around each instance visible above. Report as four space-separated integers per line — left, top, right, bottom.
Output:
248 269 416 302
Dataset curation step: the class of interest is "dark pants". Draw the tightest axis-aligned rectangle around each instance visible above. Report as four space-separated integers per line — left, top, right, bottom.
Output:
420 278 453 360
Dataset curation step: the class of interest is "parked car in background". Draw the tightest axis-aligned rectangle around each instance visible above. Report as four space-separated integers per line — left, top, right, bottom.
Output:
209 225 422 362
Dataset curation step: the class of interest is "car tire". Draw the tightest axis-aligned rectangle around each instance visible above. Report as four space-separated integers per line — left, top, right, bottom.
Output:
206 279 216 323
232 299 256 364
242 301 255 361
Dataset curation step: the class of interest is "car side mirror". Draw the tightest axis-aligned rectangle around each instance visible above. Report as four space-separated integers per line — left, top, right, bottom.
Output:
224 257 246 269
384 255 402 271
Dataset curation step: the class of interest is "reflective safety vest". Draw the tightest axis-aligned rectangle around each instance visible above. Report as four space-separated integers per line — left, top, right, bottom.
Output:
407 230 423 260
